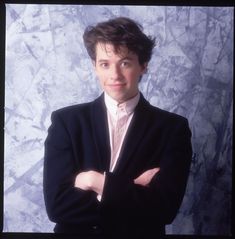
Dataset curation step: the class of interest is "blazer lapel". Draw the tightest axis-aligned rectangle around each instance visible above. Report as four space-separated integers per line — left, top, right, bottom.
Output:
113 95 153 173
91 94 111 171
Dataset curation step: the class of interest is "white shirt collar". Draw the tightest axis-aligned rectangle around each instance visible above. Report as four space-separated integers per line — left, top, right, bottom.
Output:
104 92 140 117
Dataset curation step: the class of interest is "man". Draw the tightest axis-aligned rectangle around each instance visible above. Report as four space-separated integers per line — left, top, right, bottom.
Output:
43 17 192 238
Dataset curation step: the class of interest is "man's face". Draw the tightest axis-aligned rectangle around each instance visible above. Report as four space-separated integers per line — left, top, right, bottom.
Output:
94 43 147 103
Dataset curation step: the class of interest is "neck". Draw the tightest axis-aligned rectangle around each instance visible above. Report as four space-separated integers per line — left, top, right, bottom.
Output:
108 91 140 105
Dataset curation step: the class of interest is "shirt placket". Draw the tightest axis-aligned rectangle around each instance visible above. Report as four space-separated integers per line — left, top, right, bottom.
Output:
110 106 127 170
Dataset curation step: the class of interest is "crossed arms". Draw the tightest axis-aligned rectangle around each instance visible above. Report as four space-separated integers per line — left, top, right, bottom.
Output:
74 168 160 196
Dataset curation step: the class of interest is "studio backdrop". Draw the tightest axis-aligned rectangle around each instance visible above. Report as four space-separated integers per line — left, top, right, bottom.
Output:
4 4 233 235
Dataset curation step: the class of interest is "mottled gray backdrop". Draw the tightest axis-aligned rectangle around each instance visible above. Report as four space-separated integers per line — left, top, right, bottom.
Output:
4 4 233 235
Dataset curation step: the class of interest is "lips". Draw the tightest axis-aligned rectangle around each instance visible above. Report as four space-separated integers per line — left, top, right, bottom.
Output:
107 84 126 91
107 82 126 87
109 84 125 87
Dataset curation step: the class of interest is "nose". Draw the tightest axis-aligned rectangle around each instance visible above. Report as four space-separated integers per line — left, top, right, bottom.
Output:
110 65 122 81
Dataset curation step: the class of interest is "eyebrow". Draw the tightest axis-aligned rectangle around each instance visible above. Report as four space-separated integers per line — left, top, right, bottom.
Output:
97 56 135 63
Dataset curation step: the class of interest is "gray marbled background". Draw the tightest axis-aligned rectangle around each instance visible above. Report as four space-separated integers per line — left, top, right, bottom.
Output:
4 4 233 235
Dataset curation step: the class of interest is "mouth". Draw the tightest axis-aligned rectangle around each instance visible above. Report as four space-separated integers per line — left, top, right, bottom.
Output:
107 84 126 91
107 82 126 87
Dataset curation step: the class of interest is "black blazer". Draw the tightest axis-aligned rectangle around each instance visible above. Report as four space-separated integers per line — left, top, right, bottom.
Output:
43 93 192 238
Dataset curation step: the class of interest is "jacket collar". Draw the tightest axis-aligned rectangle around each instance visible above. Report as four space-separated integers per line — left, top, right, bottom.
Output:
113 94 152 173
91 94 110 171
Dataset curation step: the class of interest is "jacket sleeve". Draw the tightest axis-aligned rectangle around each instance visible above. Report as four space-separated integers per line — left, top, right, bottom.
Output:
43 111 98 224
100 117 192 225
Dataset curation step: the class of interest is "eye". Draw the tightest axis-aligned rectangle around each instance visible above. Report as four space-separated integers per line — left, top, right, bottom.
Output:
121 61 131 68
100 62 109 68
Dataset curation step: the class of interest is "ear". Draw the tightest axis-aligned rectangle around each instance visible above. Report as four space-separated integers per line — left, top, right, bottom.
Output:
92 60 97 73
141 63 148 74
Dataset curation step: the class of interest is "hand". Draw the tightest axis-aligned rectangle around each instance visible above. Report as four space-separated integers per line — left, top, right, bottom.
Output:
74 170 105 195
134 167 160 186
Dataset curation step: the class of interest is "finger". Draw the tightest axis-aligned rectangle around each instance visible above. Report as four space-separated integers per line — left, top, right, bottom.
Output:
152 167 160 174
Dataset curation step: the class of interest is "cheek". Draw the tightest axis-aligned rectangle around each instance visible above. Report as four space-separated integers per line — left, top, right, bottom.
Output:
127 71 141 82
96 71 105 81
97 70 108 80
97 75 107 87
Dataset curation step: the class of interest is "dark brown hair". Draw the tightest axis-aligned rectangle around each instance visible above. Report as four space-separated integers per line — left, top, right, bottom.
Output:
83 17 155 65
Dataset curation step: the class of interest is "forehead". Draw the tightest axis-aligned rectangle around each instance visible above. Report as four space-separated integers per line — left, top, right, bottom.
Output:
95 42 134 59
